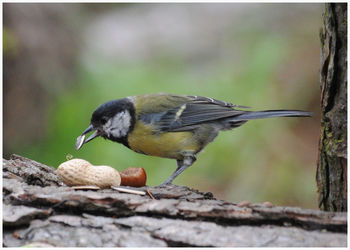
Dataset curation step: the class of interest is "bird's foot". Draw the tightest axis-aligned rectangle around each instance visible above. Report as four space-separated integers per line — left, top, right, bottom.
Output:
157 175 176 187
157 182 171 187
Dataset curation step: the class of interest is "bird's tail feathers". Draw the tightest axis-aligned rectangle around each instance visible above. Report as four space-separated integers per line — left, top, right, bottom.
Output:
233 110 312 120
224 110 312 129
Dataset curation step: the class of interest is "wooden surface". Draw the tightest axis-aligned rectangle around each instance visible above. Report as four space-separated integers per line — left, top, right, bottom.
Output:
3 154 347 247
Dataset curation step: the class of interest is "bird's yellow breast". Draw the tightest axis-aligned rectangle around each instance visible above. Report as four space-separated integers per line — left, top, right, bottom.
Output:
127 121 199 160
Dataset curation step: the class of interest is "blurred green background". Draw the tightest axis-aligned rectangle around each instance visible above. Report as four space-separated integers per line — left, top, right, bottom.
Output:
4 3 322 208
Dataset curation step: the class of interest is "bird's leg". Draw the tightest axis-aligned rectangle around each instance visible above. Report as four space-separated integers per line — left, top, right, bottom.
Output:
159 156 196 186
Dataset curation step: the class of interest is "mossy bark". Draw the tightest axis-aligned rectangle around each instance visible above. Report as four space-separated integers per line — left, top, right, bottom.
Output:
317 3 347 212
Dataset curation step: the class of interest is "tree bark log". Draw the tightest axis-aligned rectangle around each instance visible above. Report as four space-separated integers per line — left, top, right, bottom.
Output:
3 155 347 247
317 3 347 212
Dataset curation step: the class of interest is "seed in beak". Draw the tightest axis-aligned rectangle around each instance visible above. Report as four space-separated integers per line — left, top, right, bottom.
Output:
75 135 86 150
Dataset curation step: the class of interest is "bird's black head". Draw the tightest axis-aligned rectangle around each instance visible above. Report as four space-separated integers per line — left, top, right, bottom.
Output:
77 98 135 149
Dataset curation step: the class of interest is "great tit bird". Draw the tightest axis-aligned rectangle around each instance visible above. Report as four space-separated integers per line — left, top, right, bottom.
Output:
76 93 312 186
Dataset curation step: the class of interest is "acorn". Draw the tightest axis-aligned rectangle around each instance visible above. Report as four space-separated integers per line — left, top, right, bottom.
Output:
120 167 147 187
57 159 121 188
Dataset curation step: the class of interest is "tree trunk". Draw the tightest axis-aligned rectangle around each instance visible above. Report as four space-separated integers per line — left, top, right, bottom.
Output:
317 3 347 212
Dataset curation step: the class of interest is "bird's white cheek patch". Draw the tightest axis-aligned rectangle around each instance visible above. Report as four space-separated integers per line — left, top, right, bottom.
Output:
103 111 131 138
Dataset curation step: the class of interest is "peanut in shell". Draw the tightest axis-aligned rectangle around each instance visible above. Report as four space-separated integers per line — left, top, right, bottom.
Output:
57 159 121 188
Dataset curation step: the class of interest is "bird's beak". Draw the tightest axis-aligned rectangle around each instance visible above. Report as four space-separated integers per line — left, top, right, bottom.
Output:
83 124 100 143
75 124 100 150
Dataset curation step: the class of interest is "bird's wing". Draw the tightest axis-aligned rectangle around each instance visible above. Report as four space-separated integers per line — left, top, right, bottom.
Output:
158 102 246 131
135 94 248 132
187 95 250 109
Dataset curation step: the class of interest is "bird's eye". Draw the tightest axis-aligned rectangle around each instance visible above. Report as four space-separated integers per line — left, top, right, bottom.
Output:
100 117 108 124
